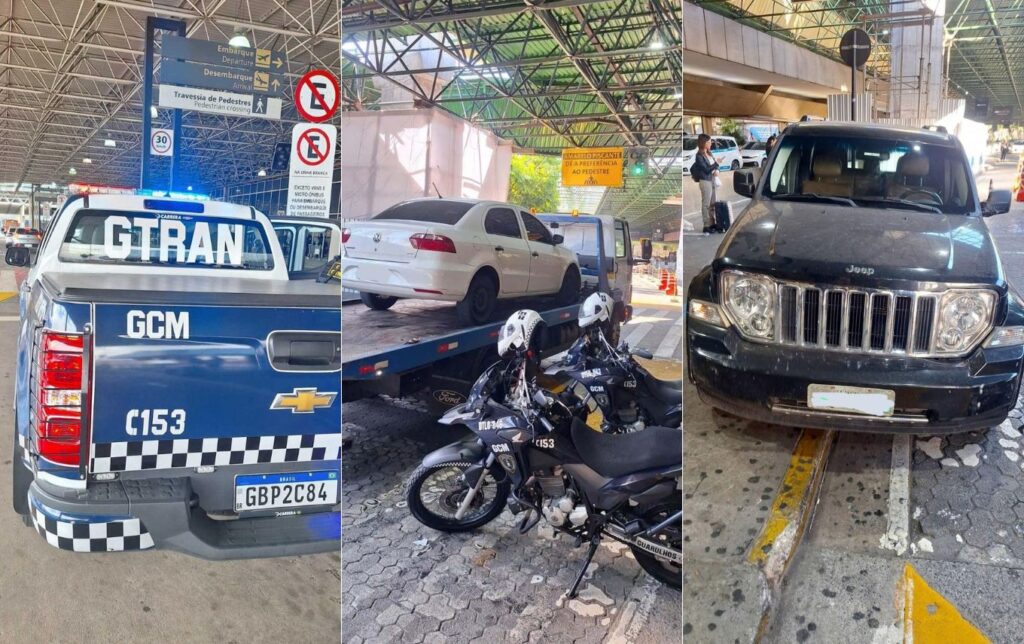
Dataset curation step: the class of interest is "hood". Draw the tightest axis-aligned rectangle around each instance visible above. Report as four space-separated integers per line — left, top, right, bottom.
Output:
716 199 1002 285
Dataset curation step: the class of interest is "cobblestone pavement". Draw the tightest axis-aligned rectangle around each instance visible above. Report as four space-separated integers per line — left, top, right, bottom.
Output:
341 398 681 643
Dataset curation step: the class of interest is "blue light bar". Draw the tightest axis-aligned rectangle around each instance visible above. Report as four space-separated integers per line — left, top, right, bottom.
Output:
136 188 210 201
143 198 205 213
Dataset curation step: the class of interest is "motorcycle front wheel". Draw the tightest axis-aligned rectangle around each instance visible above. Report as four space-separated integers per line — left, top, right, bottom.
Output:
405 461 510 532
630 501 682 589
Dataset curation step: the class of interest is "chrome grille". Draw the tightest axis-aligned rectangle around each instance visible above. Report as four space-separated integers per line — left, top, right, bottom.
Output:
775 283 937 355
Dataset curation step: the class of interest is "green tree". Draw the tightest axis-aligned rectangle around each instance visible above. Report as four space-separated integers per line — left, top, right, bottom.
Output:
508 154 560 211
719 118 747 146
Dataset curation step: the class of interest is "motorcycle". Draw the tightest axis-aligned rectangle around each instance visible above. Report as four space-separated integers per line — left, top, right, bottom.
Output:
544 326 682 432
405 353 681 598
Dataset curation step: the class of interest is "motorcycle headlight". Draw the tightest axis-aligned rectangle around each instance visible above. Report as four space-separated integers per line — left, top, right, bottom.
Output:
721 271 775 340
934 289 996 354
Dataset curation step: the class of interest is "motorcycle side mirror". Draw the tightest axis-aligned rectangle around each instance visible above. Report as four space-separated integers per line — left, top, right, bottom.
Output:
633 348 654 360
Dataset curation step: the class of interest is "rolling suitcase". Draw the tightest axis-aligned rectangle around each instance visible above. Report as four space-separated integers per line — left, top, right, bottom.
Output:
714 201 732 231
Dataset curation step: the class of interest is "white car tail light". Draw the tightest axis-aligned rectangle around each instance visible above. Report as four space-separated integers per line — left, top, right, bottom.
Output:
410 233 456 253
342 228 350 243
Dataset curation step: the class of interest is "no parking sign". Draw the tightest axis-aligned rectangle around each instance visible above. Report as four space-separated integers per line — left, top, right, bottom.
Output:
286 123 336 218
294 69 339 123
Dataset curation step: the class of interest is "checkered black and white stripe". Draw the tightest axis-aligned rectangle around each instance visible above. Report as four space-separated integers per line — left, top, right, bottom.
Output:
90 433 342 474
29 499 154 552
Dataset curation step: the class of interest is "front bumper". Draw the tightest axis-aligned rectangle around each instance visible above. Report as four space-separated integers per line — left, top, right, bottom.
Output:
27 461 340 558
687 319 1024 433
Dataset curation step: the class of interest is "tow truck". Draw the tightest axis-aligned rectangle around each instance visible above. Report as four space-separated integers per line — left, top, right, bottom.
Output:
342 214 650 413
7 189 340 558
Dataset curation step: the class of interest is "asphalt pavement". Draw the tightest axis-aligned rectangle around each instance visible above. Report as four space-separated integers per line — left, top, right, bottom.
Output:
682 155 1024 643
0 265 340 642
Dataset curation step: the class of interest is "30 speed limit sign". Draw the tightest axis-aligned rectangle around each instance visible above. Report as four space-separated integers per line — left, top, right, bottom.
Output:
151 128 174 157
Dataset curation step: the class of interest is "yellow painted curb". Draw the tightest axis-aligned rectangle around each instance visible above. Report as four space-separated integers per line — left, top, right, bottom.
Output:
901 564 989 643
748 429 834 568
0 291 16 302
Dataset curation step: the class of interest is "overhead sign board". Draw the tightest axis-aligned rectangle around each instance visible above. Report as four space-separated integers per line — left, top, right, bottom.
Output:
161 59 284 95
295 69 339 123
150 128 174 156
158 84 281 120
561 147 624 188
162 35 286 73
287 123 337 218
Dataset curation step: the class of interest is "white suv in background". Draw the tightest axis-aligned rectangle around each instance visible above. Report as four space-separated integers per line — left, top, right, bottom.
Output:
682 135 742 174
740 141 767 167
342 198 581 325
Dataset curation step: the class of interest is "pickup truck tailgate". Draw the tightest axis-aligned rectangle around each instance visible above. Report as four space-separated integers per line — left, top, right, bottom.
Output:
61 278 342 475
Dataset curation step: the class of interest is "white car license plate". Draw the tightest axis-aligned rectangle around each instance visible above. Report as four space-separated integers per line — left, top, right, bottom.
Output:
234 471 339 512
807 384 895 417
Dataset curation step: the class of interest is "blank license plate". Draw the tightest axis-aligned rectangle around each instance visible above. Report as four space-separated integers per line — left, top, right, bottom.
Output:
807 384 895 417
234 471 339 512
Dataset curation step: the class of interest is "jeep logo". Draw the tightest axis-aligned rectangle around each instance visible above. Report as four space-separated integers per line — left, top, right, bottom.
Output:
845 265 875 276
433 389 466 406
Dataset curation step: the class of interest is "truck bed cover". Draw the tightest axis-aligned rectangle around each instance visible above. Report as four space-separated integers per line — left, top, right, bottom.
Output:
40 272 340 309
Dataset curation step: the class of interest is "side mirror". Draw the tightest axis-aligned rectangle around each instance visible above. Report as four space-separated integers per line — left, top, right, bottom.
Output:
4 247 30 267
734 169 759 198
984 189 1012 216
551 234 564 245
547 222 559 229
641 238 653 260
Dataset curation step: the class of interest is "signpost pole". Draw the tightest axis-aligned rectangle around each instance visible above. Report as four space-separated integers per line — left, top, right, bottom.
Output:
169 21 185 192
850 31 856 122
141 17 186 191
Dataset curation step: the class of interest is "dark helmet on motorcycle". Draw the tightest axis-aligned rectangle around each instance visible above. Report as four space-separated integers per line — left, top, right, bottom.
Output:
498 309 545 358
579 292 612 329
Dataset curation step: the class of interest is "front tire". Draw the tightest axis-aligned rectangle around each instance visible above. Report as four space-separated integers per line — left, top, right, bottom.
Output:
456 273 497 325
556 267 581 306
406 461 510 532
360 292 398 310
629 501 681 589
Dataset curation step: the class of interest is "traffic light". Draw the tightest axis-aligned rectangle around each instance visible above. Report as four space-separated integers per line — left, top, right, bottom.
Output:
628 147 648 177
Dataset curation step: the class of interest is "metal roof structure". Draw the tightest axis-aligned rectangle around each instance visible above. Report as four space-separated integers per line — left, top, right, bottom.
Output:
944 0 1024 114
341 0 682 233
0 1 339 192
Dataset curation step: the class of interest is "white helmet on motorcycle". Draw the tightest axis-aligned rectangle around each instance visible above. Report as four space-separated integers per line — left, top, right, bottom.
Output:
578 292 612 328
498 309 544 358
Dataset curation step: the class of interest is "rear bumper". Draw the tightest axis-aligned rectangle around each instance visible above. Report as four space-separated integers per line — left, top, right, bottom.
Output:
341 258 471 301
28 462 340 559
687 320 1024 434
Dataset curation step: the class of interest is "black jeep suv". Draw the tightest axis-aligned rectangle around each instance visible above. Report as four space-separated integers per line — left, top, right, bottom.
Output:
687 122 1021 433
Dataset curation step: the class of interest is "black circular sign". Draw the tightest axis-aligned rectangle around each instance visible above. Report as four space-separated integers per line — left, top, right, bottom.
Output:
839 28 872 69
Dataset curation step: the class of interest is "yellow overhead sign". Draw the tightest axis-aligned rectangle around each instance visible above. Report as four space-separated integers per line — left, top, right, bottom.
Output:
561 147 624 188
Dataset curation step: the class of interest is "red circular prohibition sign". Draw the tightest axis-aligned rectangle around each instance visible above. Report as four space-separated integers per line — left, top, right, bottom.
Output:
294 69 339 123
296 127 331 166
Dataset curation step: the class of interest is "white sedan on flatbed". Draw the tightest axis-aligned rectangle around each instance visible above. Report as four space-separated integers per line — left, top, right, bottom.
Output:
342 198 581 325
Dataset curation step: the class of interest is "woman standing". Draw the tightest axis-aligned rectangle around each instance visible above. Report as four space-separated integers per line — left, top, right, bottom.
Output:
690 133 721 234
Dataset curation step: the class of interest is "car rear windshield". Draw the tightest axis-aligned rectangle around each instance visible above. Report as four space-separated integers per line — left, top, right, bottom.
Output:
372 200 473 225
58 210 275 270
763 134 976 215
683 137 697 151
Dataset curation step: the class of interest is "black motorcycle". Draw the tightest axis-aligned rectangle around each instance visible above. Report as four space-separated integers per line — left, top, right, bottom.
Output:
405 355 681 597
544 327 682 432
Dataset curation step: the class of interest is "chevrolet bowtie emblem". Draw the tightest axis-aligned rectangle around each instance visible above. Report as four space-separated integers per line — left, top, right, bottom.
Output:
270 388 337 414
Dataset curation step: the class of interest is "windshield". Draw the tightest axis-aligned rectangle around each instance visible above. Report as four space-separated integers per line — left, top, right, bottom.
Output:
762 134 976 215
683 137 697 151
59 209 275 270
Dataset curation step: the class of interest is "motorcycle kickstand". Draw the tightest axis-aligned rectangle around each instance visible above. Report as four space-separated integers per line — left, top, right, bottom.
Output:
566 537 601 600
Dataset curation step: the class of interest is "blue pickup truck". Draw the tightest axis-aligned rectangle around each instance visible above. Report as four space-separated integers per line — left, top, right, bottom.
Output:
6 192 340 557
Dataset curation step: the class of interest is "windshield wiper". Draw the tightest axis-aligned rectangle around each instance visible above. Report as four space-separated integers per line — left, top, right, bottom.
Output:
770 193 856 207
853 197 942 214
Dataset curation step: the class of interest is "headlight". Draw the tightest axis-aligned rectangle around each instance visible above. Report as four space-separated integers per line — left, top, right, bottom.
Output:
934 289 996 354
721 272 775 339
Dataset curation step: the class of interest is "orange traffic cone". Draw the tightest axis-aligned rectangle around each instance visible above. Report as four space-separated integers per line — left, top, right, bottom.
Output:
665 274 677 297
659 269 668 291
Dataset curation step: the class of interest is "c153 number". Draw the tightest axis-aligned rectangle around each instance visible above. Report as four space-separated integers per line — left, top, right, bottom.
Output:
126 409 186 436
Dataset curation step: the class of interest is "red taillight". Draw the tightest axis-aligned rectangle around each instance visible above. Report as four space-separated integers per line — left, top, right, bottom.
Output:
342 228 351 243
410 233 456 253
36 331 84 466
